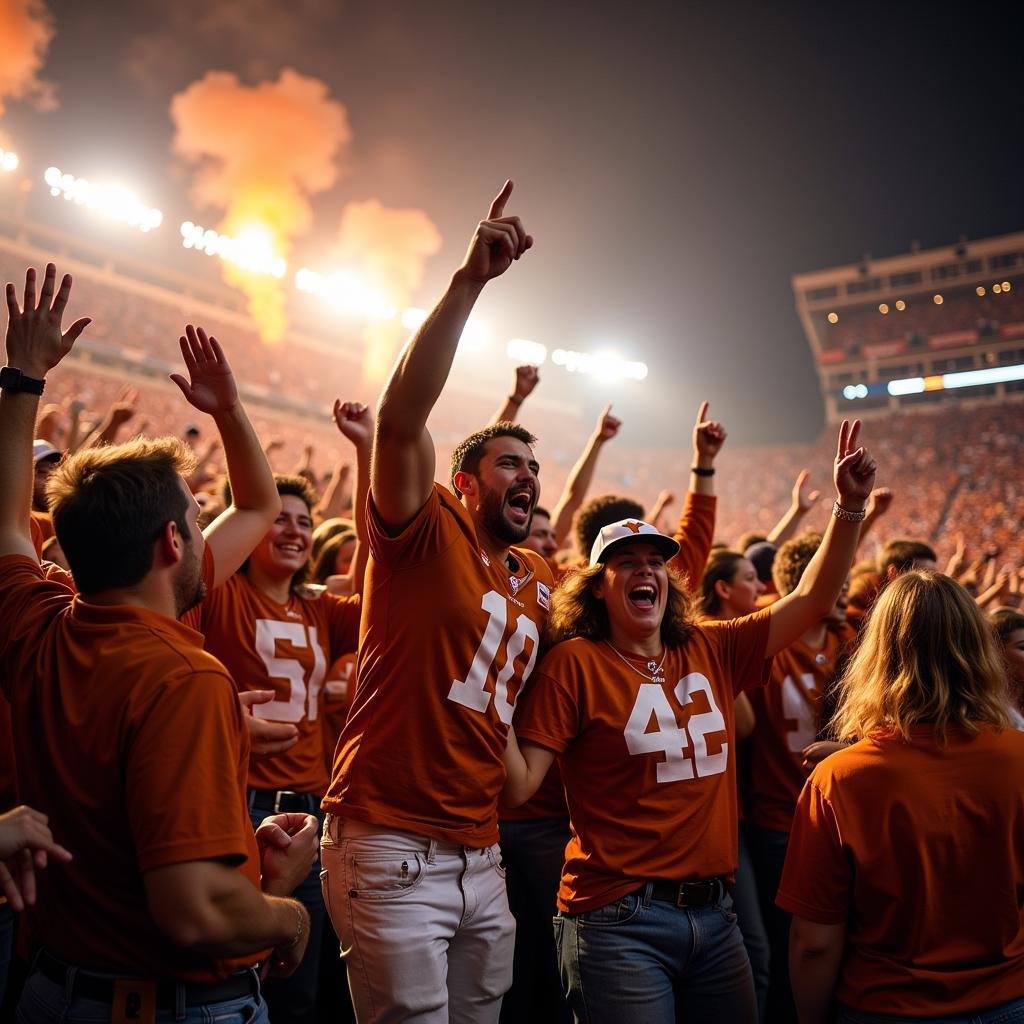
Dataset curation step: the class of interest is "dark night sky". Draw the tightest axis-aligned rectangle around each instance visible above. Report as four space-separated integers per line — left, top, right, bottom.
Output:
6 0 1023 444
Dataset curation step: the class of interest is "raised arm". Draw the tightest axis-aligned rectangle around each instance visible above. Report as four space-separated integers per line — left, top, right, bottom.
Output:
331 400 373 594
490 365 540 425
857 486 892 549
767 469 821 547
549 404 621 545
667 400 724 587
373 180 533 532
79 385 138 450
314 460 352 522
766 421 876 658
0 265 90 560
170 325 280 588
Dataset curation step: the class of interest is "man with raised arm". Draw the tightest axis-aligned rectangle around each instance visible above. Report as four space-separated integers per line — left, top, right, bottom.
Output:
321 182 551 1023
0 266 317 1024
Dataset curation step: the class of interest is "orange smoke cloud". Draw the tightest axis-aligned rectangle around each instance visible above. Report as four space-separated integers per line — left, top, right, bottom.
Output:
334 199 442 382
171 68 350 341
0 0 56 125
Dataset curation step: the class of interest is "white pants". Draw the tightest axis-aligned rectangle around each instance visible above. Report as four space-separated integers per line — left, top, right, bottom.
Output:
321 815 516 1024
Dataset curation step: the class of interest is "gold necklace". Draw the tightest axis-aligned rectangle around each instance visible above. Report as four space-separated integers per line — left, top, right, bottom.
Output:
603 640 667 683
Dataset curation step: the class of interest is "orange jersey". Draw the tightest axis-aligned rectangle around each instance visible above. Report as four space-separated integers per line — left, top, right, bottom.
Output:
321 652 357 778
323 484 553 847
748 622 854 833
668 491 716 593
0 555 262 981
514 611 772 913
777 724 1024 1015
188 572 359 795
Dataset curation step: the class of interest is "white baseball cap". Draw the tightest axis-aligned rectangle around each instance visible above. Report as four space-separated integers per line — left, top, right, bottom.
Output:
33 439 61 465
589 518 680 567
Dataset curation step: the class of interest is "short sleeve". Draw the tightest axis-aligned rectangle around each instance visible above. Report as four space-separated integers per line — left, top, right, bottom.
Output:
324 592 360 657
702 608 773 695
365 485 462 568
0 556 74 698
126 669 254 872
775 776 851 924
514 664 582 755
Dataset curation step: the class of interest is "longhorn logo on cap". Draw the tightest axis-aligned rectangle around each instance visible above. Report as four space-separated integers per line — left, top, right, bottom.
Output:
623 521 644 534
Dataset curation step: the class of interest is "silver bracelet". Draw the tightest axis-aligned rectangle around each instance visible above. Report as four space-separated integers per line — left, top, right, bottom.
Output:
832 500 866 522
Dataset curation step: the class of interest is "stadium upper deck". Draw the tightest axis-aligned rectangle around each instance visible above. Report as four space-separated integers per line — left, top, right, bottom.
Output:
793 232 1024 422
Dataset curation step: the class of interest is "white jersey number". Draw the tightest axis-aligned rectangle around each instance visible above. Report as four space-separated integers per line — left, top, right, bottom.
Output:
253 619 327 723
624 673 728 783
448 590 540 723
781 673 817 753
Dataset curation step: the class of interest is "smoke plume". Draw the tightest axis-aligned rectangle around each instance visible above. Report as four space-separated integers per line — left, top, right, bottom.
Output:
334 199 442 381
0 0 56 125
171 68 350 340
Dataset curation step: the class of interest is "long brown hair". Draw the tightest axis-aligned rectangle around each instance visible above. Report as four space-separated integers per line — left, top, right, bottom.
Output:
546 563 697 649
831 570 1011 744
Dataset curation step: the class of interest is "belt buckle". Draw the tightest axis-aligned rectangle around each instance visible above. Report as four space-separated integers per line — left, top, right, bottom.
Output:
675 883 688 908
273 790 297 814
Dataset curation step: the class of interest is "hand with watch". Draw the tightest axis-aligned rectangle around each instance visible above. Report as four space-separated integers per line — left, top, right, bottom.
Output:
3 264 91 392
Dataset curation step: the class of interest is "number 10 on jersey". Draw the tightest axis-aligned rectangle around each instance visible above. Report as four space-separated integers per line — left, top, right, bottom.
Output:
448 590 540 724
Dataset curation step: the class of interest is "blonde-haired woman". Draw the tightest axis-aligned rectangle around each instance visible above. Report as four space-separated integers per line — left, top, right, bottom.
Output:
778 571 1024 1024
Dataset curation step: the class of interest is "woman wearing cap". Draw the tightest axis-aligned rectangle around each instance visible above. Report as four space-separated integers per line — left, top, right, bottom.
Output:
503 420 876 1023
778 574 1024 1023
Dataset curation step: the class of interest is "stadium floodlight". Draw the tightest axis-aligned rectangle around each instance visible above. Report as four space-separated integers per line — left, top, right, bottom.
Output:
0 148 18 173
551 348 648 382
943 363 1024 389
842 384 870 400
401 307 427 330
507 338 548 365
294 267 395 319
398 306 488 350
180 221 286 279
44 167 163 233
887 377 925 396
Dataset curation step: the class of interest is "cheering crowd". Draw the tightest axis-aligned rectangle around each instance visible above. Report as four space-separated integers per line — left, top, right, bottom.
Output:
1 183 1022 1024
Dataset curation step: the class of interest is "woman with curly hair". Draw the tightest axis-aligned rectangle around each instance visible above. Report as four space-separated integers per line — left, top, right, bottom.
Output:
503 422 876 1023
777 573 1024 1024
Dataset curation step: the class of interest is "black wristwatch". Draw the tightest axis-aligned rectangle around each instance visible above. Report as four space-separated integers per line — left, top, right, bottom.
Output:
0 366 45 395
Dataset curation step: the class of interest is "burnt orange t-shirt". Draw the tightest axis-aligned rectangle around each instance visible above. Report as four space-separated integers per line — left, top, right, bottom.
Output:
323 484 552 847
0 554 263 981
515 611 772 912
322 652 356 778
188 574 359 795
777 724 1024 1015
748 622 854 833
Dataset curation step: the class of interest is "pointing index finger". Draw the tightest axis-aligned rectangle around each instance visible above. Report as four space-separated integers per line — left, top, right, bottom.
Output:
488 180 513 220
695 400 709 426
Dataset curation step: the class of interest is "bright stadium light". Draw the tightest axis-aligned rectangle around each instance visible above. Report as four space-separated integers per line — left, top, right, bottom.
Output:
507 338 548 364
551 348 648 381
44 166 163 232
180 221 286 279
842 384 870 400
0 148 18 173
401 307 427 331
888 377 925 396
943 363 1024 389
294 267 395 319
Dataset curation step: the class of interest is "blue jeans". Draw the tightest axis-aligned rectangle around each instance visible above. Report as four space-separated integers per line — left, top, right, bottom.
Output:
554 885 757 1024
249 801 325 1024
15 967 267 1024
837 997 1024 1024
498 816 571 1024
